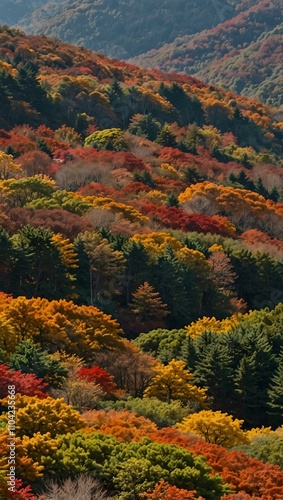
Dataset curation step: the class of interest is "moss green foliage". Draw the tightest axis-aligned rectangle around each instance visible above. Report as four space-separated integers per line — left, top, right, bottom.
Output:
238 432 283 468
134 328 187 363
53 433 230 498
84 128 128 152
100 397 190 428
7 340 68 387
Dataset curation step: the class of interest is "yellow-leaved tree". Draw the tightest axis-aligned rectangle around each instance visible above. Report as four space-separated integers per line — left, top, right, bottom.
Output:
131 232 182 260
0 152 22 180
186 314 247 339
144 360 207 406
0 429 44 482
177 410 249 447
21 432 59 475
1 395 86 438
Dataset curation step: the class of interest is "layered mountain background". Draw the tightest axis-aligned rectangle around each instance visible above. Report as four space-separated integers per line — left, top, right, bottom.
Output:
0 0 238 58
3 0 283 107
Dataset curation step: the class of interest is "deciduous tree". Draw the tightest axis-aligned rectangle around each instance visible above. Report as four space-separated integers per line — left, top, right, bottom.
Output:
177 410 248 447
144 481 201 499
77 365 117 394
8 395 86 438
82 409 157 442
144 360 207 406
0 152 22 180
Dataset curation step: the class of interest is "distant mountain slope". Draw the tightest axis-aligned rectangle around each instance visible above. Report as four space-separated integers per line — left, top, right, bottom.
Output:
197 25 283 107
5 0 283 106
0 0 49 25
130 0 283 107
15 0 238 59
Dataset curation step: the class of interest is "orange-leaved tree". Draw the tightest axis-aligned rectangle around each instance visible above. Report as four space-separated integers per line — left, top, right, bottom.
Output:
143 481 203 499
129 281 169 330
82 409 157 442
0 296 124 357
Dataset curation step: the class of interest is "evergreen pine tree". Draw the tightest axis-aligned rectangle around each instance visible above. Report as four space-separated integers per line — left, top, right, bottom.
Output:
150 251 197 327
255 176 269 198
181 166 205 185
234 354 261 426
8 341 67 387
16 62 50 115
156 125 177 147
269 187 279 202
5 145 17 158
36 138 52 157
122 241 151 305
166 192 179 207
130 281 169 322
232 327 275 427
193 341 234 412
268 353 283 427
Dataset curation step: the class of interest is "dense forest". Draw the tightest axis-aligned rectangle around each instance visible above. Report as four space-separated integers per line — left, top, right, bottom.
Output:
1 25 283 499
132 0 283 108
5 0 283 107
9 0 239 59
0 1 47 26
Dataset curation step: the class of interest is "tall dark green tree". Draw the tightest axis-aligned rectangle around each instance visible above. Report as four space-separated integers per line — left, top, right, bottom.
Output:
181 166 206 185
122 241 151 305
16 62 52 119
268 352 283 427
232 327 276 427
159 82 204 125
166 192 179 207
234 354 262 427
156 124 177 147
150 250 198 327
12 225 74 299
0 227 13 293
128 113 161 141
0 80 11 126
193 340 234 412
228 170 254 191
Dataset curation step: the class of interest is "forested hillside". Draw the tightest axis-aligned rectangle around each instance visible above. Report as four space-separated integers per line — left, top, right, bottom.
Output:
6 1 283 106
13 0 240 59
1 26 283 499
132 0 283 108
0 0 48 26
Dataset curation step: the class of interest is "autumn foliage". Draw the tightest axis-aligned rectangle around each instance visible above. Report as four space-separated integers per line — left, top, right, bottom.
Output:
77 365 117 394
0 24 282 500
0 364 48 398
144 481 201 499
82 409 158 441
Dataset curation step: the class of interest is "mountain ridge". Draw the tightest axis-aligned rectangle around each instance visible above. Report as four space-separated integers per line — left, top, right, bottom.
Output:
130 0 283 107
12 0 239 58
3 1 281 106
